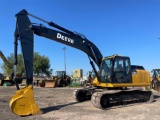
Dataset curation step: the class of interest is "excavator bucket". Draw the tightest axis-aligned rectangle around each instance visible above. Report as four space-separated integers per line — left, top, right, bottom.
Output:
9 85 41 116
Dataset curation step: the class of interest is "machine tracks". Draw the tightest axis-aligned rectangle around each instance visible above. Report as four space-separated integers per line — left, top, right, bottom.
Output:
74 88 154 109
91 89 154 109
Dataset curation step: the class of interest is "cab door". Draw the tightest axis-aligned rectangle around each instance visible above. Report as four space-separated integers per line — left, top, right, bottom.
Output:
112 56 132 83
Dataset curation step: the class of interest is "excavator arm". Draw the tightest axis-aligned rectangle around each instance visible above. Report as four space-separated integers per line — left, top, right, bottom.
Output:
10 9 103 116
14 9 103 86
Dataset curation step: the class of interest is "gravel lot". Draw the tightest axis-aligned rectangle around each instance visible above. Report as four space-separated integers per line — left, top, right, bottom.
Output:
0 86 160 120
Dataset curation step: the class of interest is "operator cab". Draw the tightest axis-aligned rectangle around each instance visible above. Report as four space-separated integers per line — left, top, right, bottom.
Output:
56 71 66 78
99 55 132 83
151 69 160 79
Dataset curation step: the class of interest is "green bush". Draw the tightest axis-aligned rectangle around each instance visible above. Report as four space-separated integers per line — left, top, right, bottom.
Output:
145 86 151 91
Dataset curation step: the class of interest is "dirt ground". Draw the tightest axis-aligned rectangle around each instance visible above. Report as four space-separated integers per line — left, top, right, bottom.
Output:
0 86 160 120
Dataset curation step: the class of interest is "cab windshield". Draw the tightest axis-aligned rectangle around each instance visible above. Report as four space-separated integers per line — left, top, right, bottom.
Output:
56 71 66 77
100 59 112 82
155 69 160 76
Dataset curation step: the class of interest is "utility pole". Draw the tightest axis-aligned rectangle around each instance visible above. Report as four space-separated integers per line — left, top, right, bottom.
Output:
62 47 66 74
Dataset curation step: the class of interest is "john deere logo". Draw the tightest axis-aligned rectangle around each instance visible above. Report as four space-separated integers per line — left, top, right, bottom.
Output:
57 33 74 44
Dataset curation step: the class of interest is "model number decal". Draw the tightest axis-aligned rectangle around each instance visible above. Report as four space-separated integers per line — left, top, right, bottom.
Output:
57 33 74 44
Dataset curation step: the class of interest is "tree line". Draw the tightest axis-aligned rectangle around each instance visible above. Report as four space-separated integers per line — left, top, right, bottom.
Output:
0 52 53 77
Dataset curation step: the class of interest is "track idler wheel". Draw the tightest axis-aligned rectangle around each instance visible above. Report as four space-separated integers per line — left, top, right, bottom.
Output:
74 89 91 102
91 92 109 109
9 85 41 116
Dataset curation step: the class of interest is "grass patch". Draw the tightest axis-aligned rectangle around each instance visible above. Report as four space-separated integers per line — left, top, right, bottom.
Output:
68 83 81 87
145 86 151 91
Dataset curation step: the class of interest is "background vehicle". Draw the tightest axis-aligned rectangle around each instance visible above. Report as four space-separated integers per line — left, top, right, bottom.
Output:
53 71 71 87
0 50 14 85
40 71 71 87
0 50 22 86
10 9 153 116
0 73 5 85
150 69 160 91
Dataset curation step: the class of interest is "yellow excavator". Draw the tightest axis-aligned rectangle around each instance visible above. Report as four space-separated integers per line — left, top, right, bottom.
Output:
0 50 22 86
0 50 14 85
10 9 153 116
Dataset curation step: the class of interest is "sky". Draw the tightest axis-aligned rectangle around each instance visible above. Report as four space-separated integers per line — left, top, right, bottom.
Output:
0 0 160 76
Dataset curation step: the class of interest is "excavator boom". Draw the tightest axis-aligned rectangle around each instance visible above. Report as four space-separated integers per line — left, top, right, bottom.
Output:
14 9 103 85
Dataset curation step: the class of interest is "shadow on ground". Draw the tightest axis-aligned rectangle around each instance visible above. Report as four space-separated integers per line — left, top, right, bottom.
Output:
41 102 79 114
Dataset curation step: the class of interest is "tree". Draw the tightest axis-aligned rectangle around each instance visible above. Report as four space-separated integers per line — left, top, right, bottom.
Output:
0 52 52 77
33 52 52 76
